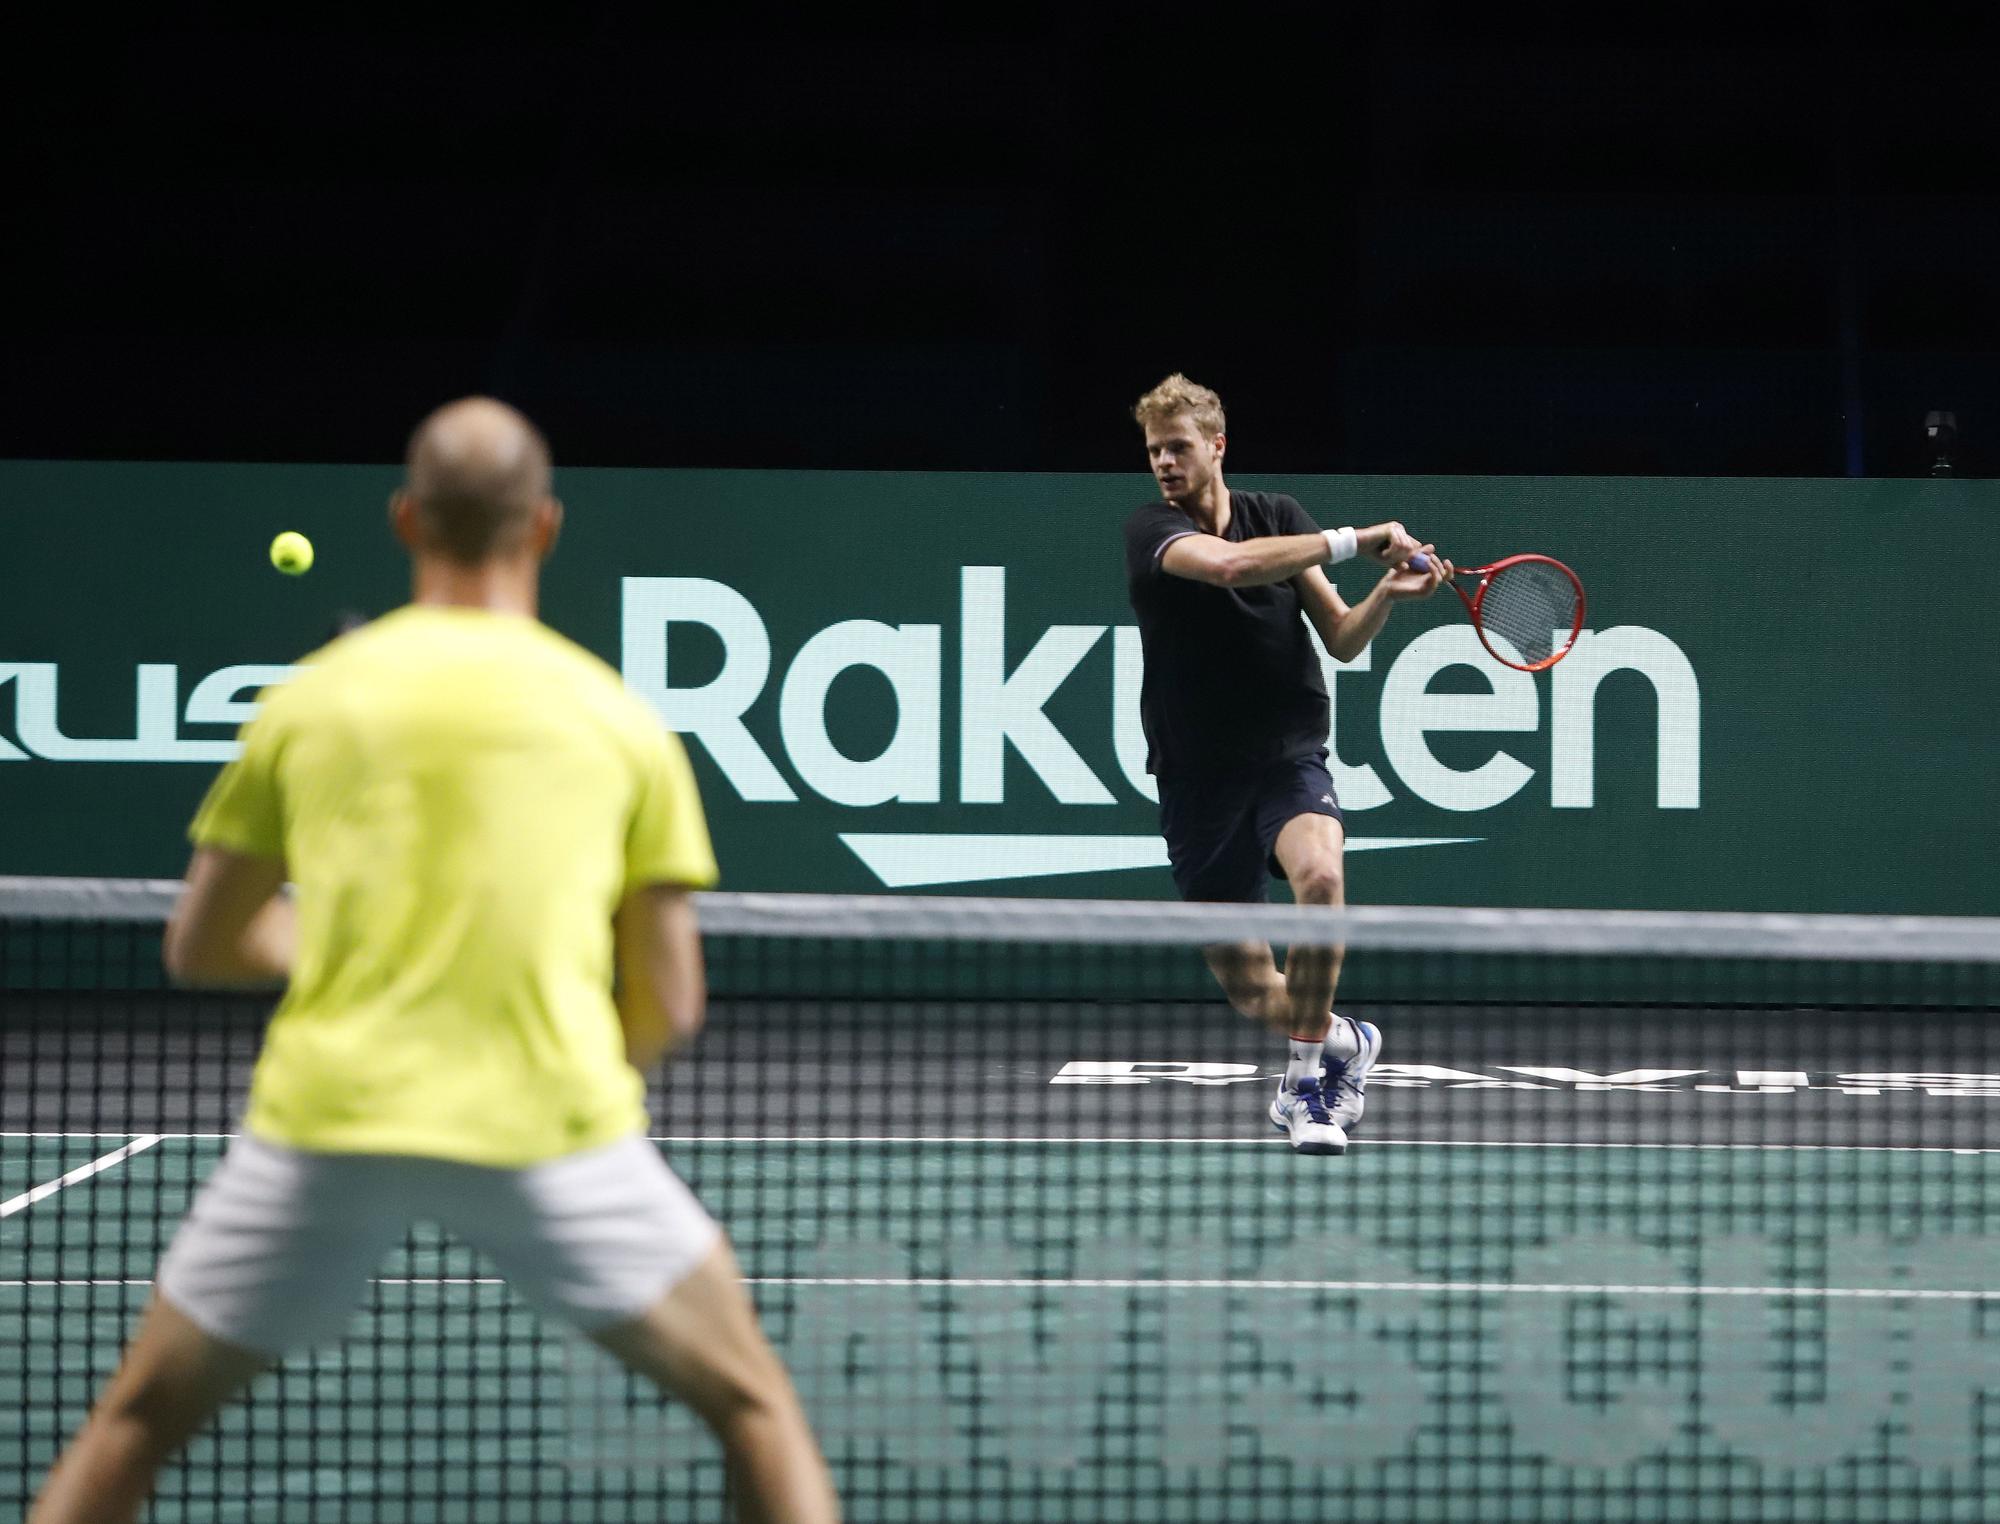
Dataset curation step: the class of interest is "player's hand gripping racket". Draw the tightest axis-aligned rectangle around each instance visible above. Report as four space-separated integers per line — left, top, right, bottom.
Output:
1408 553 1585 672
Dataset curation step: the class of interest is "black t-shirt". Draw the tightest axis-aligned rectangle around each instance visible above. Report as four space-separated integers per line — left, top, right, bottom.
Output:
1123 490 1329 780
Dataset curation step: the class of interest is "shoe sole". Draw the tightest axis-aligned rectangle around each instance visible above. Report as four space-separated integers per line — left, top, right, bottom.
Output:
1269 1091 1348 1154
1291 1133 1347 1156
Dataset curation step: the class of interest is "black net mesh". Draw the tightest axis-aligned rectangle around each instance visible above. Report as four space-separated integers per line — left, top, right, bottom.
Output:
5 882 2000 1522
1475 559 1580 667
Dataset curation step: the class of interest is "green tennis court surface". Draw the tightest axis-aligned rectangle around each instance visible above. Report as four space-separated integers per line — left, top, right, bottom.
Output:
6 893 2000 1520
9 1128 2000 1522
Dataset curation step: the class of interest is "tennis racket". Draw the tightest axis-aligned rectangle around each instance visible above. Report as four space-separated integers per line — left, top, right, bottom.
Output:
1408 553 1585 672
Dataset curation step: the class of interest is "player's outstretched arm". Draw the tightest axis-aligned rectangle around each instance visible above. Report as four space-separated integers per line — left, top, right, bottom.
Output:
615 884 707 1071
1160 519 1426 590
164 847 293 986
1161 531 1337 588
1163 522 1364 588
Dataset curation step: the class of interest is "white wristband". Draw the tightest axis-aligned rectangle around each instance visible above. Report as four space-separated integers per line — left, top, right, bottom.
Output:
1322 527 1358 565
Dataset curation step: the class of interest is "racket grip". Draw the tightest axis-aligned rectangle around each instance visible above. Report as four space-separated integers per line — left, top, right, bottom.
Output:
1407 553 1432 572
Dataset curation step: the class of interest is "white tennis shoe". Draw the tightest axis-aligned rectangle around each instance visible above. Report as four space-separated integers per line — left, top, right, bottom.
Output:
1324 1016 1382 1133
1267 1074 1348 1155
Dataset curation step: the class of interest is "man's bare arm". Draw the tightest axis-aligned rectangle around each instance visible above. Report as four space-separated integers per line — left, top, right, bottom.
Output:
163 847 293 985
1298 568 1392 662
1295 553 1451 663
614 885 706 1072
1161 521 1423 590
1161 533 1338 589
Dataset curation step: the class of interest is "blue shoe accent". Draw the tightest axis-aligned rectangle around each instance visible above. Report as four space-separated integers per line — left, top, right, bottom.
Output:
1325 1018 1382 1133
1294 1075 1335 1123
1268 1074 1347 1155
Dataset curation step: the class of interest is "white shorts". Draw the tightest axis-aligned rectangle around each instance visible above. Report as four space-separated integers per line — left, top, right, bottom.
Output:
157 1132 721 1357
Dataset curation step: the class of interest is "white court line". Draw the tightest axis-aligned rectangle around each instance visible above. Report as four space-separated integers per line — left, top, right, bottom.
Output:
2 1129 1994 1154
2 1273 1994 1301
0 1136 163 1219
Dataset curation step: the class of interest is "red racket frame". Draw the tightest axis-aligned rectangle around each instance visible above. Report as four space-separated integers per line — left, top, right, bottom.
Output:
1446 554 1587 672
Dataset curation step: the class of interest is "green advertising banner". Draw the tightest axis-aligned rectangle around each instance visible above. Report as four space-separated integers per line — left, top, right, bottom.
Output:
2 463 1993 911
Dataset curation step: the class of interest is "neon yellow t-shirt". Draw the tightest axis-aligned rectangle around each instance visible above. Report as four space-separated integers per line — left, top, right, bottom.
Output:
189 605 718 1166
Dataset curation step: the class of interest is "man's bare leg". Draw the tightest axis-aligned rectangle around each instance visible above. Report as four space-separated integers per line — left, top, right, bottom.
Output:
1200 812 1348 1043
1201 939 1297 1032
1275 810 1379 1129
1272 812 1347 1037
593 1237 840 1524
30 1297 267 1524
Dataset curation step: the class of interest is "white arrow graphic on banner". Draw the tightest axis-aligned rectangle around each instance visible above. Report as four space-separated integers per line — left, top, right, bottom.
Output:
838 834 1482 889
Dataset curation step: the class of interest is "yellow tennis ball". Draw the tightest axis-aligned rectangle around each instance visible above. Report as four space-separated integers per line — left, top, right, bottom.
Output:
269 531 315 576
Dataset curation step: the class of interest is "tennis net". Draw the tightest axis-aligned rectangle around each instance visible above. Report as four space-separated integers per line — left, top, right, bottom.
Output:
5 877 1999 1522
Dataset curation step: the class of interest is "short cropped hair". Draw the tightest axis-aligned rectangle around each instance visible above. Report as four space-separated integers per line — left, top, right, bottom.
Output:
404 399 552 564
1132 374 1226 439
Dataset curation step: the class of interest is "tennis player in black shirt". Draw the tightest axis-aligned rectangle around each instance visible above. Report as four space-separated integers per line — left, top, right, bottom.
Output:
1123 374 1449 1155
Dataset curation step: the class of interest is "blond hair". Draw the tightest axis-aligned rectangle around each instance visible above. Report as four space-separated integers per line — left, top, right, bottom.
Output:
1132 374 1225 439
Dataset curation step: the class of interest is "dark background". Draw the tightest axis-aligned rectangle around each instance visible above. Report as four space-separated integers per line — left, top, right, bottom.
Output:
6 3 1998 477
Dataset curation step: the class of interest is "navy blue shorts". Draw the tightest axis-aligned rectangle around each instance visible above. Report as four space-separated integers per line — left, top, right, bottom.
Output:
1156 750 1345 904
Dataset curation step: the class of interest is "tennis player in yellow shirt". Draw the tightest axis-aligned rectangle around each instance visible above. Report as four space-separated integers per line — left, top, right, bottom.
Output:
31 399 839 1524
